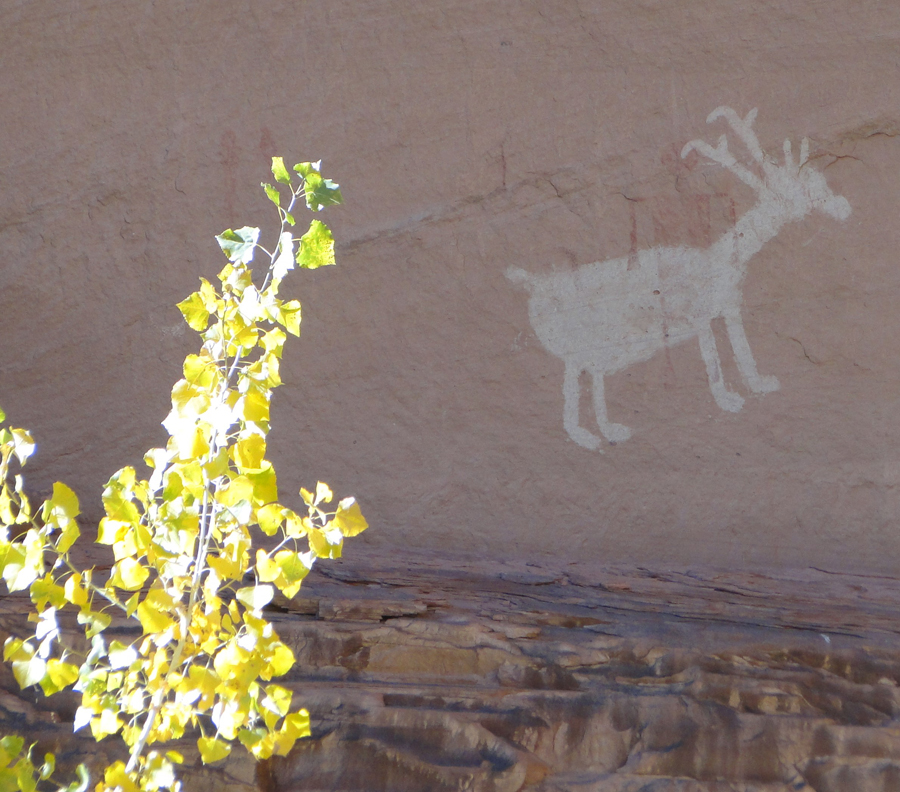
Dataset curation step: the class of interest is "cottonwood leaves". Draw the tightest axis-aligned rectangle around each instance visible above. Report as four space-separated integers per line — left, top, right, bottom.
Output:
0 158 365 791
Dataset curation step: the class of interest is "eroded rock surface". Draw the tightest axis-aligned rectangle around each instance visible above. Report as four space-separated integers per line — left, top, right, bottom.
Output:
2 554 899 791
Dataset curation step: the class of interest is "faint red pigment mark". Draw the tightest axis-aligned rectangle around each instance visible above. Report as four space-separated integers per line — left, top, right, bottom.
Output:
259 127 277 165
627 203 639 271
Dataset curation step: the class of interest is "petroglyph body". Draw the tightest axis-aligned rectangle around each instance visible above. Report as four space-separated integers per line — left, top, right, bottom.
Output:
509 107 851 450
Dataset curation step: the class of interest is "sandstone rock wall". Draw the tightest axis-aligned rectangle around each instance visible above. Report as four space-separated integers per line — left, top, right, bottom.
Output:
2 556 900 791
1 1 900 571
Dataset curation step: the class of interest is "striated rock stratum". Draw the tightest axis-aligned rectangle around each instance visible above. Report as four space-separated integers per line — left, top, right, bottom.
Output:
2 553 899 792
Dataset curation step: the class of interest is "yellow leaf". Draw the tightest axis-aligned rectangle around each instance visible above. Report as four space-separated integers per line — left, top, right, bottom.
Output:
260 327 286 358
257 504 284 536
41 482 80 530
284 514 311 539
264 643 295 678
46 658 79 688
274 709 311 755
279 299 302 336
64 575 88 608
333 497 368 537
240 387 270 425
248 463 278 505
103 761 139 792
315 481 333 505
233 435 266 472
12 656 45 689
275 550 310 585
110 557 149 591
308 528 342 560
218 476 253 507
183 354 218 388
236 584 273 612
256 550 281 583
198 736 231 764
9 428 35 465
177 292 210 331
136 588 175 634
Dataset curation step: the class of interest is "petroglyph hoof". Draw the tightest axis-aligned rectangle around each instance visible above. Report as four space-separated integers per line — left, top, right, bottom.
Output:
717 391 745 413
602 423 632 444
567 427 602 451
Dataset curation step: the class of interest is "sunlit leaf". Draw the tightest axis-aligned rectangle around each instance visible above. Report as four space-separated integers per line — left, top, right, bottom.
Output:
236 584 273 612
110 557 150 591
272 231 295 282
333 497 368 537
136 588 175 634
198 736 231 764
261 182 281 207
46 658 79 688
271 157 291 185
315 481 333 504
9 429 35 465
12 655 45 689
176 292 210 331
275 550 310 585
215 226 260 265
297 220 335 269
257 504 284 536
38 753 54 780
233 435 266 472
264 642 294 678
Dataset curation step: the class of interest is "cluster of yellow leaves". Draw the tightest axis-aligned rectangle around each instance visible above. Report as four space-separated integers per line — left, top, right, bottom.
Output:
0 160 365 792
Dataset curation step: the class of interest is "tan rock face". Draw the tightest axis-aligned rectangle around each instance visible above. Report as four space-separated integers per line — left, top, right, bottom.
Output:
0 7 899 567
3 555 900 791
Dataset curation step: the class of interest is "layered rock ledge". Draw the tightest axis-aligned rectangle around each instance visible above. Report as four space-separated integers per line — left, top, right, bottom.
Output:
2 553 899 792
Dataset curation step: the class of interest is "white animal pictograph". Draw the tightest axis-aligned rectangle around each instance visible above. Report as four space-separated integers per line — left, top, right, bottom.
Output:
508 107 851 451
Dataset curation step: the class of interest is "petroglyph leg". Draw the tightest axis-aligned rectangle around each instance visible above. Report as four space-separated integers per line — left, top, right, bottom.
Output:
698 327 744 412
562 361 602 451
725 315 780 393
588 365 632 444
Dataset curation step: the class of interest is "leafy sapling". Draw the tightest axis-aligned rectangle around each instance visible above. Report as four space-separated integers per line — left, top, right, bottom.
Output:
0 157 367 792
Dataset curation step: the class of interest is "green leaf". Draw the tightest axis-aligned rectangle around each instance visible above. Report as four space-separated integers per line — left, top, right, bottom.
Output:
271 157 291 185
215 226 260 265
236 584 274 611
0 737 23 761
297 220 335 269
304 172 343 212
262 182 281 207
0 407 5 422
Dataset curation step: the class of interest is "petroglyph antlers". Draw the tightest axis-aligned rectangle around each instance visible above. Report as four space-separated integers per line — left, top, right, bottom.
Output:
681 105 812 181
681 107 766 189
681 105 851 221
